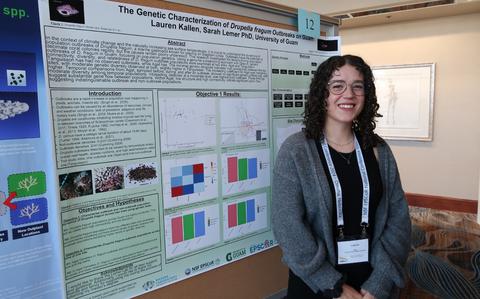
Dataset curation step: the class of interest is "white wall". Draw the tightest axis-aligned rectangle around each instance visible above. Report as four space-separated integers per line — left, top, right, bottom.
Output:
341 13 480 200
262 0 421 14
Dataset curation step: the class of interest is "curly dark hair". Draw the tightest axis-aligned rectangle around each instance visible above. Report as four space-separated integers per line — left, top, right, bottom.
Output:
304 54 382 148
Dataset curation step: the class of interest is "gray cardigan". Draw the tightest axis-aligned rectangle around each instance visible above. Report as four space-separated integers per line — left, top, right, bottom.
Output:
272 132 411 299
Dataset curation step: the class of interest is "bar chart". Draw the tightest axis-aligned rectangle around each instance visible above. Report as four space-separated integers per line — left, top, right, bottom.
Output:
171 211 206 244
227 157 257 183
223 193 268 241
165 204 220 259
222 148 270 196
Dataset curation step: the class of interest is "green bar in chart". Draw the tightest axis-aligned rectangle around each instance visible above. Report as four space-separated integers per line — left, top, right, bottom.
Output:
238 158 248 181
237 201 246 225
183 214 195 240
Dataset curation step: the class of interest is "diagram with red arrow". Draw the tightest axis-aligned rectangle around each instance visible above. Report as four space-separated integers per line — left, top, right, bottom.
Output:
3 192 17 210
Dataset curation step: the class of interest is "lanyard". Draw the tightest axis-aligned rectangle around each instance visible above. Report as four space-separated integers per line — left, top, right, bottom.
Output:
320 134 370 232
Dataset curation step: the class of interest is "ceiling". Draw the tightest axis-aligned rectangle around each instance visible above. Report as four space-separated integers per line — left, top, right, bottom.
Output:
261 0 480 28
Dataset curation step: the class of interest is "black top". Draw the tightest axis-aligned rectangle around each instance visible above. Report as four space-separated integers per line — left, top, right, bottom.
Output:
316 136 383 291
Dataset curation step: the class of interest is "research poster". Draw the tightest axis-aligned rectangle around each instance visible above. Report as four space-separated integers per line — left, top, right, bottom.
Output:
0 1 64 298
3 1 340 298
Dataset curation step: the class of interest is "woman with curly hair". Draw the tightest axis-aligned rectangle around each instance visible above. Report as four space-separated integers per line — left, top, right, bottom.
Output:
272 55 411 299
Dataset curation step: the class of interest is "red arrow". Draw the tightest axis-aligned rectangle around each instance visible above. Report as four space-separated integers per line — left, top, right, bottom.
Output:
3 192 17 210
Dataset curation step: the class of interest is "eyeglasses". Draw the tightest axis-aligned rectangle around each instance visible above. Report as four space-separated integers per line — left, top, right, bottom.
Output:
327 80 365 96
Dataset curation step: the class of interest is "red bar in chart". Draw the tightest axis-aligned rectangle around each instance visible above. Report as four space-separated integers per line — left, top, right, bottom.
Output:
228 204 237 228
227 157 238 183
172 216 183 244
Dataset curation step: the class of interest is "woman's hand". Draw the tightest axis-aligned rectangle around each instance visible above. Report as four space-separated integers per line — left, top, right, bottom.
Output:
335 284 362 299
360 289 375 299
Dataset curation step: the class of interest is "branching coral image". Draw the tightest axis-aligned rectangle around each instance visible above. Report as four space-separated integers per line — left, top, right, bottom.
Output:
0 100 29 121
20 203 40 219
17 175 38 192
94 166 124 193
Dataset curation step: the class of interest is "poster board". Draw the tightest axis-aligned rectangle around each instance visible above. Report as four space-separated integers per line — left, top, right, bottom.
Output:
0 1 339 298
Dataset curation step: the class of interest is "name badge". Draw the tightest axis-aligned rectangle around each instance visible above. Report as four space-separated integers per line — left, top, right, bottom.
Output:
337 238 369 265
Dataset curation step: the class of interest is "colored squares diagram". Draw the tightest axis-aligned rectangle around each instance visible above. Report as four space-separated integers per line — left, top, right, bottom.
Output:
222 148 270 196
162 154 218 210
227 157 257 183
223 193 268 241
170 164 205 197
171 211 205 244
165 204 220 259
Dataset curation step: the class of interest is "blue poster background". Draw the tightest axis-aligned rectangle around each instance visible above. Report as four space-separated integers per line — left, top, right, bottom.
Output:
0 1 64 298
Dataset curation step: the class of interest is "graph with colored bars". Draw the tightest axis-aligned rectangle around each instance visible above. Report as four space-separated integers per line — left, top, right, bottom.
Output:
223 193 268 240
162 154 218 210
222 148 270 196
228 199 255 227
171 163 205 197
227 157 257 183
172 211 206 244
165 204 220 259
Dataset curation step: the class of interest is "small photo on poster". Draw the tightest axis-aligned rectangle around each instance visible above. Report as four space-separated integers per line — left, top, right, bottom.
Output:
0 51 37 93
0 92 40 140
59 170 93 201
49 0 85 24
94 166 124 193
125 162 159 188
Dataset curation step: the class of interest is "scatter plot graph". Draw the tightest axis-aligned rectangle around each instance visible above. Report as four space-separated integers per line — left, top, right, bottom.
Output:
159 97 216 152
222 148 270 196
223 193 268 241
165 204 220 259
162 154 218 209
220 98 268 145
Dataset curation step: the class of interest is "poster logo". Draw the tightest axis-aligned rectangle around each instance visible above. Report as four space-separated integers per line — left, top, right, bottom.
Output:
186 259 216 275
249 239 275 254
226 248 247 262
142 280 155 291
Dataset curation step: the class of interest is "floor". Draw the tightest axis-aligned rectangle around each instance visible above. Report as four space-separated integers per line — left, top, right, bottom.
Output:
400 207 480 298
265 207 480 299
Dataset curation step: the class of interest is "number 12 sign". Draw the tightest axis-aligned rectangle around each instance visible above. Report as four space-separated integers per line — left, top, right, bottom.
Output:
298 8 320 38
